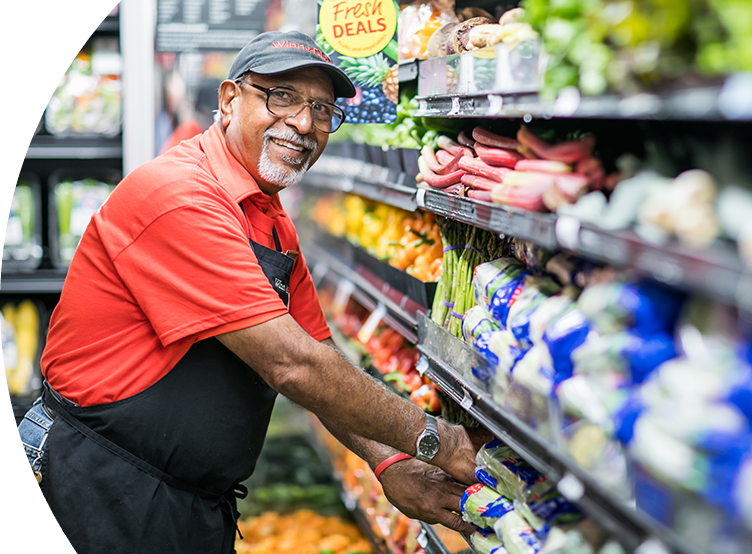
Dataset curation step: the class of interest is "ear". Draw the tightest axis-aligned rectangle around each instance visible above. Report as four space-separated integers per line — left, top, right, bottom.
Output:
217 80 241 127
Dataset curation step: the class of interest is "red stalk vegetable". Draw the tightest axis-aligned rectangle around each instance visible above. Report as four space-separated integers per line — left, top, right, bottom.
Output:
503 171 558 188
517 125 595 163
472 126 521 150
461 173 503 191
421 145 444 173
554 173 589 200
458 156 511 182
475 144 523 167
467 189 493 202
514 159 572 173
491 182 552 212
457 130 476 149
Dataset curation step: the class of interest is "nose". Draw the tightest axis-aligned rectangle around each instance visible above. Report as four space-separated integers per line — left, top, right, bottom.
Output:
284 103 315 135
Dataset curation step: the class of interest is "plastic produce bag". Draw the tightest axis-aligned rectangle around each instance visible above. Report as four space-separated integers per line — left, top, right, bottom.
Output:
473 258 531 327
471 528 508 554
463 305 503 379
45 49 122 136
54 178 114 264
461 483 515 531
541 306 590 388
492 509 542 554
398 0 458 61
507 277 562 351
476 441 551 501
0 33 42 135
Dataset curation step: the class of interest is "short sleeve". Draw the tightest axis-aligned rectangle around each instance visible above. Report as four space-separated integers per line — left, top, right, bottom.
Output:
113 202 288 346
288 248 331 341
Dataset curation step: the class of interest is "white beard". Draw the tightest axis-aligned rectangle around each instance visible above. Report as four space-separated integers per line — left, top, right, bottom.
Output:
257 129 317 189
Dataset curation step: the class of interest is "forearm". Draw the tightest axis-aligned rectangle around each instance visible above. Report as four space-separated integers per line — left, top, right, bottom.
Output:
318 416 401 473
217 315 429 458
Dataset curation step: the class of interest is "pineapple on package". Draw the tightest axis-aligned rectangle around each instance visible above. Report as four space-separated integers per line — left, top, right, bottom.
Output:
317 0 399 123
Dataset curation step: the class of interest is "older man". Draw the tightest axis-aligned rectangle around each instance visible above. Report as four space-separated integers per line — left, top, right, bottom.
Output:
18 31 484 553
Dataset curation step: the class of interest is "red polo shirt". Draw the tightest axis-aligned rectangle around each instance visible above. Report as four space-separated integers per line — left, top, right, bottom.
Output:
41 123 330 406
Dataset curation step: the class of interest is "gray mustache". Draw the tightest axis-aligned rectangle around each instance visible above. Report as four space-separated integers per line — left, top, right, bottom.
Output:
264 129 318 152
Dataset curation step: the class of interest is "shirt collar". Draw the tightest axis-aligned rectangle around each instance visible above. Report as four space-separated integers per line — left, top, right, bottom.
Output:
200 122 284 217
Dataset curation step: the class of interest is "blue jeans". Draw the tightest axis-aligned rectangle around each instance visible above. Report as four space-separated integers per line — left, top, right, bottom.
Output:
0 400 52 554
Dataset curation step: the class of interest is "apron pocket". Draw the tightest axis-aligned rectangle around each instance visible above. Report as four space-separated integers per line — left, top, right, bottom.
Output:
0 403 52 546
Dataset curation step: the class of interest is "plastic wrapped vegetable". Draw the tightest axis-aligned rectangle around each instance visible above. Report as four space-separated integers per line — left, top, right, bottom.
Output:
45 50 122 136
493 509 542 554
476 441 551 501
0 34 42 135
473 258 531 328
54 178 115 265
4 181 42 267
461 483 515 530
44 0 81 15
471 528 508 554
86 0 120 15
398 0 457 61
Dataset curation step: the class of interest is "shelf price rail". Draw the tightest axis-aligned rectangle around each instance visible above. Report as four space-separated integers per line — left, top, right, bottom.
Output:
304 167 752 314
415 313 703 554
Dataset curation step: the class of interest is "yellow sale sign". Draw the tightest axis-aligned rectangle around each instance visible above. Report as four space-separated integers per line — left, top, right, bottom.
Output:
319 0 397 58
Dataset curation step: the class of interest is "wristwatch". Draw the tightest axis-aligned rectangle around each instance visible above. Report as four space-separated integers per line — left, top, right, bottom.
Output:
415 414 440 462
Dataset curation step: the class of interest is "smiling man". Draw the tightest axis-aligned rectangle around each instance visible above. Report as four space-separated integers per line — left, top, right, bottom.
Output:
17 31 486 554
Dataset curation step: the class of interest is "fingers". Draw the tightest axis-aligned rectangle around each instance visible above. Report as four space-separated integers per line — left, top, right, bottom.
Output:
433 509 476 536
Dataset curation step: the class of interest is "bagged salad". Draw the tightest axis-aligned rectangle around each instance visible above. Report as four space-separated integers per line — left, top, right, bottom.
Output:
45 39 122 136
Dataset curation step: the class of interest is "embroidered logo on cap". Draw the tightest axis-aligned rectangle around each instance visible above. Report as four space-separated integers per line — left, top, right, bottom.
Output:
271 41 331 63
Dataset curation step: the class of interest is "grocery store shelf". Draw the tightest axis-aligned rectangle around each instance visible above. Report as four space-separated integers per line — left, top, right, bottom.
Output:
342 493 391 554
26 135 123 159
416 312 703 554
417 187 558 250
0 10 119 32
398 59 419 83
418 523 474 554
304 240 425 344
304 155 418 212
556 216 752 313
415 45 752 121
1 269 68 293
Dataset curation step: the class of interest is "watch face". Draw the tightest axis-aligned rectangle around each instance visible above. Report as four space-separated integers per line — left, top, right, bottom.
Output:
419 435 440 457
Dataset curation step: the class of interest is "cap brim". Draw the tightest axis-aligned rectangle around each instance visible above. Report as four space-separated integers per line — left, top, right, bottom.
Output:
249 60 356 99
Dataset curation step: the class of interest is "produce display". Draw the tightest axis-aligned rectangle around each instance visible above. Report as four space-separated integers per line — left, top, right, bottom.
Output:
52 177 115 265
3 179 42 270
416 125 615 212
0 34 42 135
45 44 122 136
311 193 444 282
235 509 373 554
1 300 41 397
521 0 752 99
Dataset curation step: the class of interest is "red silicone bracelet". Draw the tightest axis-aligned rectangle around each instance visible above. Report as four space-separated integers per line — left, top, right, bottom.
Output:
374 453 412 480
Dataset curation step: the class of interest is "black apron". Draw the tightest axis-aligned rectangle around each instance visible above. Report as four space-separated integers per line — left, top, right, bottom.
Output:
40 225 295 554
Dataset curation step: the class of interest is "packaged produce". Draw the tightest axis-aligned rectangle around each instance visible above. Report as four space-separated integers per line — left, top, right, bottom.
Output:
3 179 42 270
476 441 551 501
473 258 531 328
45 44 122 136
398 0 457 61
52 177 115 265
470 528 508 554
2 300 41 396
44 0 82 15
86 0 120 15
461 482 515 531
0 33 42 135
3 0 42 12
493 509 542 554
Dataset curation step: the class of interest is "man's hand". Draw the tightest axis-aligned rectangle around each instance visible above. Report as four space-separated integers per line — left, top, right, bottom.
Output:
433 421 495 485
378 457 476 536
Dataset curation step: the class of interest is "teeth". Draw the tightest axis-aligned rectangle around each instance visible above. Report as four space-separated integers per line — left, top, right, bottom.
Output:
272 138 304 151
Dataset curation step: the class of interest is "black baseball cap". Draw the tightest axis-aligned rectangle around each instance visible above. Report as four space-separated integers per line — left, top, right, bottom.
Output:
228 31 356 99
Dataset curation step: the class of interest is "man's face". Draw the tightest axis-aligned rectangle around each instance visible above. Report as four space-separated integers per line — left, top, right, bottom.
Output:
219 67 334 196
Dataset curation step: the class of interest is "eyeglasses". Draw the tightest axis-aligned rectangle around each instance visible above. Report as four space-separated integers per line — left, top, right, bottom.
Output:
236 80 346 134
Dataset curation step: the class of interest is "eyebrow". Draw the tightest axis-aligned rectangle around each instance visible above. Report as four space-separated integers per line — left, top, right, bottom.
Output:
266 82 336 104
